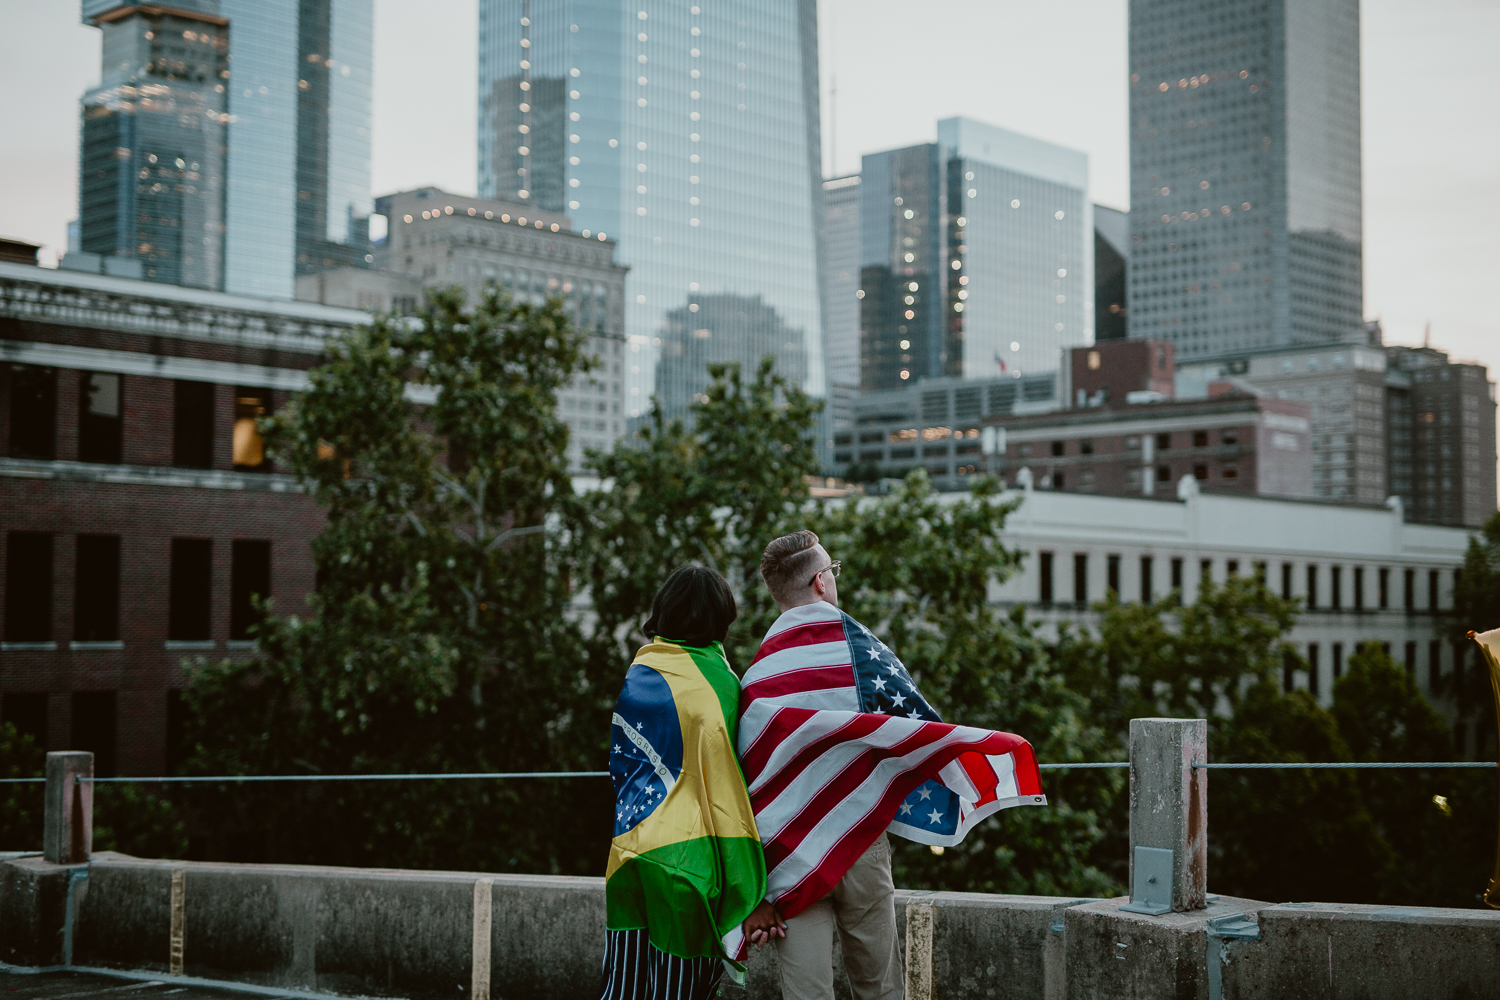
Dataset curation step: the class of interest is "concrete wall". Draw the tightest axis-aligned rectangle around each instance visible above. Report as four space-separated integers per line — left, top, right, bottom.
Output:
4 853 1499 999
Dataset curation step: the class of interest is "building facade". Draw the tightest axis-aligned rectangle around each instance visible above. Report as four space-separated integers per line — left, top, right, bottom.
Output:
1178 342 1387 505
0 260 366 775
820 174 861 400
991 486 1478 748
476 0 824 419
1385 345 1498 528
859 118 1090 392
982 393 1314 500
1094 204 1128 341
1127 0 1364 363
78 3 230 290
830 372 1058 488
81 0 374 300
302 188 630 473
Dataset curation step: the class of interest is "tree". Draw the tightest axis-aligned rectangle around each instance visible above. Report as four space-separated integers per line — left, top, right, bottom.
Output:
0 722 43 850
180 287 605 872
1453 510 1500 638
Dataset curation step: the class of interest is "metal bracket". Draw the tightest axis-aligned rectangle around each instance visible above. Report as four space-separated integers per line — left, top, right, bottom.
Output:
1206 912 1262 1000
1119 846 1173 915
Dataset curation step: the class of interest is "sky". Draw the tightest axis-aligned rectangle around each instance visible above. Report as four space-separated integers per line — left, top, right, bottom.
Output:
0 0 1495 392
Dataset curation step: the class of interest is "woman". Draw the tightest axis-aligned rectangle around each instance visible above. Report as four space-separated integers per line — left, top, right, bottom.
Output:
600 566 784 1000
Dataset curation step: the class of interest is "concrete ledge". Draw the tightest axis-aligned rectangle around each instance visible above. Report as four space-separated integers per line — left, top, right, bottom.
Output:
0 856 72 968
7 854 1500 1000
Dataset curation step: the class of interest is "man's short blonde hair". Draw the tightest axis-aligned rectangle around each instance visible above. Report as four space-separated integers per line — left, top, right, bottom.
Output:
761 530 824 606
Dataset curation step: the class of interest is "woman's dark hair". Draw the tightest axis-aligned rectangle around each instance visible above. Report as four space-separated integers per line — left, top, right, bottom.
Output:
642 566 738 646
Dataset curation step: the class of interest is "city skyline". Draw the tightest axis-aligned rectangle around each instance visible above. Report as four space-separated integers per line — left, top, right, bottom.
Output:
1 3 1494 396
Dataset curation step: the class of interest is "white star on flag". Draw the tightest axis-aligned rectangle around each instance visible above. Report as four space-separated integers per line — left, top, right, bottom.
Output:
927 808 944 825
907 709 922 719
899 802 913 815
890 693 905 707
872 677 886 691
917 786 932 800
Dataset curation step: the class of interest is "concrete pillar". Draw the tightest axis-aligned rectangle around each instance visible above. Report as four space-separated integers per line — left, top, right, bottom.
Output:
43 751 93 865
1128 718 1207 913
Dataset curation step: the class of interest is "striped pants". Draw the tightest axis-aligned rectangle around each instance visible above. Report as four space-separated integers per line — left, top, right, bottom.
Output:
598 928 725 1000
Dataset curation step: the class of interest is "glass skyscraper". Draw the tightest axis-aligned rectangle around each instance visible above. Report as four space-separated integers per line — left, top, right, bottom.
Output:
1127 0 1363 363
78 3 229 289
857 118 1090 393
476 0 824 419
80 1 372 299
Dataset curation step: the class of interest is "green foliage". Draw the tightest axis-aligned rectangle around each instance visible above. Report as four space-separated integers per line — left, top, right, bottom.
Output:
0 722 44 850
1453 510 1500 638
179 287 607 871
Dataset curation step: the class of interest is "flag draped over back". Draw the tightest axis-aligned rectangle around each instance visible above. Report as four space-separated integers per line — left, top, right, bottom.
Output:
606 640 766 961
738 602 1046 919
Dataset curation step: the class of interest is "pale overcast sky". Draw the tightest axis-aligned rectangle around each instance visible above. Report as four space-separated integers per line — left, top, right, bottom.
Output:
1 1 1495 406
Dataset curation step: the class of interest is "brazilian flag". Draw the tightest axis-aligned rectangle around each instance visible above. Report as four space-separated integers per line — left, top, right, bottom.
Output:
605 639 766 962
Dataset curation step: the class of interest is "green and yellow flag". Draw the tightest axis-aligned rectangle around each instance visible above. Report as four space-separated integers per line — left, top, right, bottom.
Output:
605 640 766 961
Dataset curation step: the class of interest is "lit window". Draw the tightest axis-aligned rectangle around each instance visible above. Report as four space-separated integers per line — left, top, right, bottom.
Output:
1055 210 1065 220
899 370 910 380
1010 199 1020 208
908 282 918 291
951 260 962 270
1010 341 1020 351
904 252 914 262
900 339 910 349
1057 268 1067 277
233 388 270 470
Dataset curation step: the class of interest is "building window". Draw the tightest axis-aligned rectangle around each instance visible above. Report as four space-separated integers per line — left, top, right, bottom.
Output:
1428 569 1439 612
169 539 213 641
1155 464 1170 485
230 540 272 640
1053 471 1065 490
1282 649 1295 693
1079 439 1094 455
1332 642 1344 681
1074 553 1088 604
7 364 56 459
1453 641 1467 692
1429 641 1442 689
1222 465 1238 481
1403 568 1415 611
1378 567 1389 609
174 381 216 469
1306 565 1318 609
1193 463 1208 480
5 532 53 642
74 535 121 642
1281 563 1293 600
1222 429 1239 445
1140 555 1154 602
233 387 272 471
1171 557 1183 593
1200 558 1212 587
1226 559 1239 577
72 691 117 777
78 372 123 464
1051 440 1065 457
1192 430 1208 447
0 692 47 750
1039 551 1054 604
1155 432 1170 451
1404 641 1416 676
1107 554 1121 597
1307 643 1320 696
1353 567 1365 611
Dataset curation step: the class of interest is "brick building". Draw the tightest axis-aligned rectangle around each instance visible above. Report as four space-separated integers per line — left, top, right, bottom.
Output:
0 260 365 775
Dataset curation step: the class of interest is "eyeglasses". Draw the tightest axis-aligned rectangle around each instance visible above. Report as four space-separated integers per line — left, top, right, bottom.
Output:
809 560 842 587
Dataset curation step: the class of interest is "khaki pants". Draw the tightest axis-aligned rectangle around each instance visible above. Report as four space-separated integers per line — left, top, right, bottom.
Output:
774 834 903 1000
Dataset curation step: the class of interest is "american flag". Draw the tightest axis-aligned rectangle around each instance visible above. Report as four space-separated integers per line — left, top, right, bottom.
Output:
738 601 1047 918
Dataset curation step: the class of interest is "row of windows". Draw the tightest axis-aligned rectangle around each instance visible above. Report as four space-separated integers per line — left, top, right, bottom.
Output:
7 366 270 471
2 532 270 645
1034 553 1454 613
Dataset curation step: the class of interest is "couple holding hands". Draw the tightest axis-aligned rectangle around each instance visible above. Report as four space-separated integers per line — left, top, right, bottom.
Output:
600 531 1046 1000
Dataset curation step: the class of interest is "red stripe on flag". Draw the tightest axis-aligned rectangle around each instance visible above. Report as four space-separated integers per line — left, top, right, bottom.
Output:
748 713 891 813
749 619 847 666
958 751 1001 806
739 705 816 779
1008 740 1044 796
742 666 854 709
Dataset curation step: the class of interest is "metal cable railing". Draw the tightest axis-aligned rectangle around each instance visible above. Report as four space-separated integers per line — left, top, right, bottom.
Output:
3 760 1495 785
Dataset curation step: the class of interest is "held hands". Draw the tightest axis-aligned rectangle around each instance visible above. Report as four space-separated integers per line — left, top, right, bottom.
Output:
742 899 787 948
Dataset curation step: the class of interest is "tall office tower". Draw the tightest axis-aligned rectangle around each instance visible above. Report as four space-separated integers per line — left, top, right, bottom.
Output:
1127 0 1363 362
219 0 373 297
476 1 824 420
858 118 1089 393
78 3 229 289
81 1 373 300
1094 204 1128 341
820 174 861 397
1385 344 1497 528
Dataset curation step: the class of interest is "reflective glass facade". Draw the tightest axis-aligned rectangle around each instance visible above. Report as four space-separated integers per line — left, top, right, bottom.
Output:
219 0 372 298
78 6 229 289
477 0 824 418
1127 0 1363 364
819 174 860 394
858 118 1089 393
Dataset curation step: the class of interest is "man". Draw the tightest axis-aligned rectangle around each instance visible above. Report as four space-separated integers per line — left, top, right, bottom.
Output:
738 531 1046 1000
